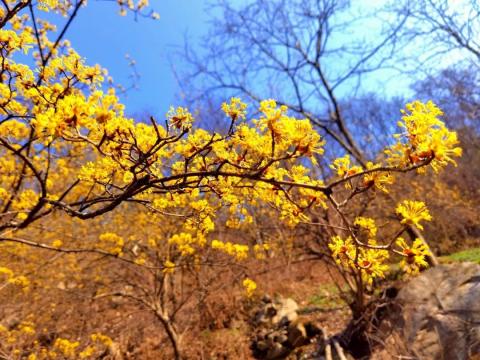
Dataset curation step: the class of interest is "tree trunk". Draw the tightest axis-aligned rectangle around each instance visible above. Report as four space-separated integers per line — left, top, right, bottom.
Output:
154 310 182 360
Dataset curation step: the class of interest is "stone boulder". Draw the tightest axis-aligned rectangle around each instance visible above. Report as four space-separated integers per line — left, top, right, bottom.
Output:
374 262 480 360
251 296 324 359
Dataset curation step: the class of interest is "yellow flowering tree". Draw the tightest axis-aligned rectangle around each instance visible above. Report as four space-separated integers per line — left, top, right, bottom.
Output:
0 1 464 358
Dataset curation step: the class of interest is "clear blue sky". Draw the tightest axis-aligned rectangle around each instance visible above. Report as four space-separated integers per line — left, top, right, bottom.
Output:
63 1 213 117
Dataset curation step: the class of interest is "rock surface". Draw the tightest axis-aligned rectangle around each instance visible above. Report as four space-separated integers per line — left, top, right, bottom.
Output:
373 262 480 360
251 296 324 359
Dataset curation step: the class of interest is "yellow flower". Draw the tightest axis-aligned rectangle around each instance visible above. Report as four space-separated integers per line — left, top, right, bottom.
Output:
354 217 377 238
0 266 14 278
362 162 394 193
9 276 30 288
396 237 430 274
18 322 35 335
385 100 462 172
253 243 270 260
168 233 196 256
163 260 176 274
123 171 134 183
328 236 355 265
221 97 247 121
79 346 95 359
242 278 257 298
212 240 249 260
329 235 390 286
54 338 81 358
99 232 125 255
166 106 193 130
357 248 390 285
330 154 362 178
37 0 59 11
91 332 113 346
396 200 432 230
52 239 63 248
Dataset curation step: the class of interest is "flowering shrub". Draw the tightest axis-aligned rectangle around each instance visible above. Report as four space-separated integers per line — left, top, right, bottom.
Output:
0 1 463 358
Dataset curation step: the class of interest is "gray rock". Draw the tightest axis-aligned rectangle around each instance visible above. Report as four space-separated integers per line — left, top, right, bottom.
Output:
376 262 480 360
251 296 324 359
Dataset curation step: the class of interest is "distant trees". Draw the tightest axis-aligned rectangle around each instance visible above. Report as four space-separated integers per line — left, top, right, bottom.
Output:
392 0 480 68
180 0 413 164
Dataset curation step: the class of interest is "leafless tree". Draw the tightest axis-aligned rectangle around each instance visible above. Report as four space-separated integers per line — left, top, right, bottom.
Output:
392 0 480 72
179 0 410 165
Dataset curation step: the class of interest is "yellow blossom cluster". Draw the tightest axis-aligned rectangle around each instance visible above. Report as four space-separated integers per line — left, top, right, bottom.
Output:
354 217 377 238
0 29 34 53
166 106 194 130
54 338 80 358
328 101 461 197
330 156 394 192
0 316 112 359
211 240 249 261
221 97 247 120
0 266 29 289
328 235 390 285
253 243 271 260
98 232 125 255
330 154 362 178
255 99 325 158
168 232 205 257
242 278 257 298
396 237 430 274
0 321 37 350
396 200 432 230
385 100 462 172
328 198 437 285
362 162 394 192
162 260 176 274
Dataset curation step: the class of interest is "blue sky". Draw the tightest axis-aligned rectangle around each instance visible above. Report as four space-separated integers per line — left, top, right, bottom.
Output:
63 1 213 117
